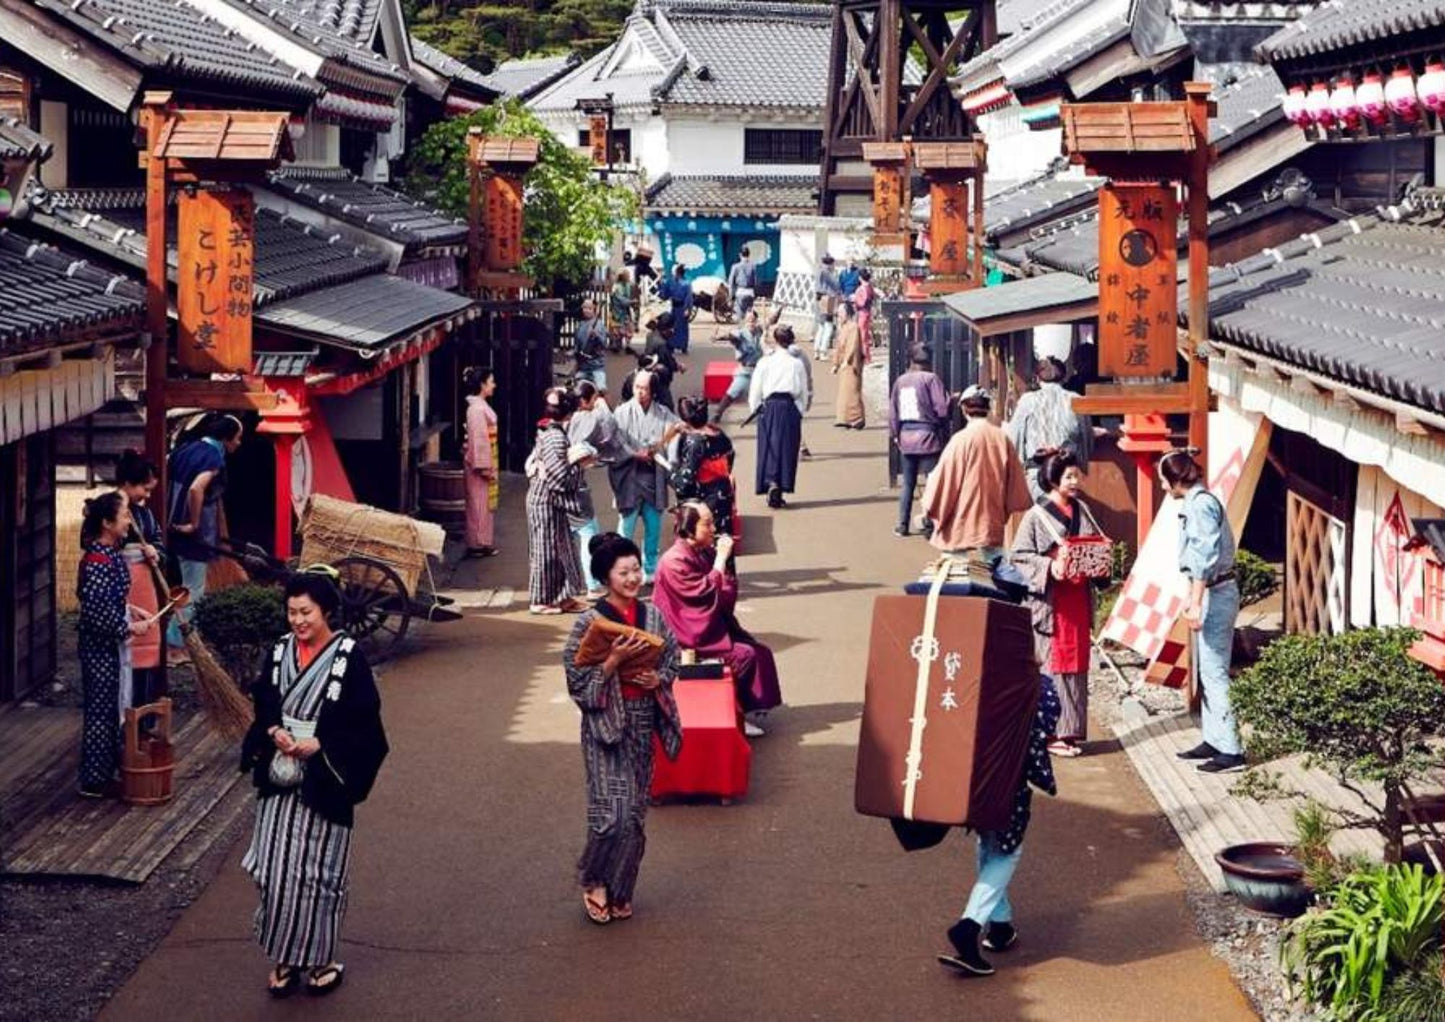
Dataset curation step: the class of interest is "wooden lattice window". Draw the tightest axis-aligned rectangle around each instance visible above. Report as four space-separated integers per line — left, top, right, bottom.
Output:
744 128 823 165
1286 491 1348 636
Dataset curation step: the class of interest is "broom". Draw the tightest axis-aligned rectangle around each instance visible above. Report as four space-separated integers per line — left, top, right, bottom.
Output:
135 532 253 739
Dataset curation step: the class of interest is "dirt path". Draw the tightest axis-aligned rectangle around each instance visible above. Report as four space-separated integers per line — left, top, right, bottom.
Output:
99 338 1257 1021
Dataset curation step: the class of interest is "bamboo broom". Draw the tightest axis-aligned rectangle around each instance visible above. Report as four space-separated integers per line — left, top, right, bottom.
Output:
135 533 253 739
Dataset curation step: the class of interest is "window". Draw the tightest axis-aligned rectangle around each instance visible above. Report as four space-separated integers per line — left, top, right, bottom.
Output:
744 128 823 165
575 128 632 163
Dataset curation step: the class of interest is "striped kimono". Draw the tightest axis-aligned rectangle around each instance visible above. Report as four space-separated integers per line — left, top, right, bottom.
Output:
526 421 586 605
241 634 387 968
564 601 683 906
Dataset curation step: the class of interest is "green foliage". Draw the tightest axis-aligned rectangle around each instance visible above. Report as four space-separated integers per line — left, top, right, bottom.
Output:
1110 540 1135 583
1232 628 1445 861
1282 863 1444 1020
407 0 634 70
1236 548 1278 607
193 583 287 683
406 100 637 293
1378 949 1445 1022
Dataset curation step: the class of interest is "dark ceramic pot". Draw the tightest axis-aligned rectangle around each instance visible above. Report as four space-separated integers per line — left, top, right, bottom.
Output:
1215 842 1312 918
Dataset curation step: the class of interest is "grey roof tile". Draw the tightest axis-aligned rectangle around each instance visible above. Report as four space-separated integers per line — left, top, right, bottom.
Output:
1257 0 1445 63
644 174 817 216
0 228 144 353
407 35 499 95
29 0 320 102
483 53 583 100
0 118 51 162
1207 64 1285 153
267 167 468 250
984 168 1103 242
219 0 406 87
1006 15 1132 90
943 270 1095 324
258 273 473 348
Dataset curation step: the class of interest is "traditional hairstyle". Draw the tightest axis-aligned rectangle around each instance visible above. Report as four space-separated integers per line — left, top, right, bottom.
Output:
773 324 796 348
114 448 159 487
1158 447 1204 487
285 566 341 616
654 310 676 332
589 531 642 587
909 343 932 367
1036 357 1068 384
960 393 991 417
461 365 493 396
677 395 709 428
672 500 710 540
1041 449 1081 491
205 413 244 442
673 263 686 279
575 378 599 404
542 386 579 421
859 267 872 281
80 491 127 546
740 245 750 258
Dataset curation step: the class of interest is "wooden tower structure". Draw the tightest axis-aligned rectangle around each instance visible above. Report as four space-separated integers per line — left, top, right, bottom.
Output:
818 0 996 217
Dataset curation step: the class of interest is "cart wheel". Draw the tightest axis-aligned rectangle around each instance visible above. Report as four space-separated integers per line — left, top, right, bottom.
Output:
333 556 411 663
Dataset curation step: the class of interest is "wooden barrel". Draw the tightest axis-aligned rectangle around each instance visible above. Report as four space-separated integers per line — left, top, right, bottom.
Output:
418 460 467 531
121 699 175 806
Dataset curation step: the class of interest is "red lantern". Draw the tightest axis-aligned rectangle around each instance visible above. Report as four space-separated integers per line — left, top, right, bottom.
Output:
1419 61 1445 114
1357 72 1387 124
1305 82 1334 127
1282 85 1309 126
1330 77 1360 129
1385 67 1420 121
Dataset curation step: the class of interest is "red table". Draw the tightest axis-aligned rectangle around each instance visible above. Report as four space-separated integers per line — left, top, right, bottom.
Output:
651 677 751 801
703 361 740 403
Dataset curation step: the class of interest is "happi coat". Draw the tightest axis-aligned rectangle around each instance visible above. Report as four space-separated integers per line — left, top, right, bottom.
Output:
922 418 1033 552
609 398 679 514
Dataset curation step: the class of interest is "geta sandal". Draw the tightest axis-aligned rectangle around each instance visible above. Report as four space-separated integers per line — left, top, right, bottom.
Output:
306 963 345 996
267 964 301 998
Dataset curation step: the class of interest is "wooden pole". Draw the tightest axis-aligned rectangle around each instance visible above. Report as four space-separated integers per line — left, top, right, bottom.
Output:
142 94 171 528
1185 82 1211 469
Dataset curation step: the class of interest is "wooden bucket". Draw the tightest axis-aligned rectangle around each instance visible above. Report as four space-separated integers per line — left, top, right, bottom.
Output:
418 460 467 531
121 698 175 806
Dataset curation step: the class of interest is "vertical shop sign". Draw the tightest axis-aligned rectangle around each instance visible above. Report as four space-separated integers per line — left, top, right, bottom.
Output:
177 188 254 373
1097 183 1177 378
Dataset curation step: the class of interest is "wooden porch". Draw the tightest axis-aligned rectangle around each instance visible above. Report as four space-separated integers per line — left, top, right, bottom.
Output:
0 702 245 883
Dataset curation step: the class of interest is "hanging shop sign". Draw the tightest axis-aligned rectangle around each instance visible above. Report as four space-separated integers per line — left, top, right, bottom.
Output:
177 187 255 374
1097 182 1177 378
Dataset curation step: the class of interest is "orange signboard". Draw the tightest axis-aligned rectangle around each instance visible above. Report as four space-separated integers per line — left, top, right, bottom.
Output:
928 179 969 277
588 114 607 165
177 188 254 374
872 165 903 236
484 173 525 271
1097 183 1177 378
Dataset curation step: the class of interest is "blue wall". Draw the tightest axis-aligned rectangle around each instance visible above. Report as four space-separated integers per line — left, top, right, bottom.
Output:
647 215 782 285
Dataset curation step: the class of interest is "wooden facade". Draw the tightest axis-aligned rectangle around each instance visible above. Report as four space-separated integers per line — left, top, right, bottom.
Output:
0 432 56 701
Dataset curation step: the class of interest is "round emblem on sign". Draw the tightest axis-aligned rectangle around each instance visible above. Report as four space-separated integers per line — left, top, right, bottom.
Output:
1119 229 1158 267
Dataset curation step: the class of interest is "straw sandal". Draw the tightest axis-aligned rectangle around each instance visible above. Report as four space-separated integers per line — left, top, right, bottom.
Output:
583 889 611 925
609 902 633 921
529 604 563 615
1047 740 1082 758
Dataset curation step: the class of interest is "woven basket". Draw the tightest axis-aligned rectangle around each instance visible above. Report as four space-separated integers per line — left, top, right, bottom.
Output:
299 494 445 596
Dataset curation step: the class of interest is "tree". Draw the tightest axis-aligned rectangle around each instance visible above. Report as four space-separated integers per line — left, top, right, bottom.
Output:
406 101 636 293
1231 627 1445 863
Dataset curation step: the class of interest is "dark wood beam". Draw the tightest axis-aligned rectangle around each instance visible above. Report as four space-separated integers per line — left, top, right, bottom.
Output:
901 12 974 133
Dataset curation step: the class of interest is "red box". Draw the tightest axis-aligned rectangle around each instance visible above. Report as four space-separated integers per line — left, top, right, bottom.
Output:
651 677 751 801
703 361 740 403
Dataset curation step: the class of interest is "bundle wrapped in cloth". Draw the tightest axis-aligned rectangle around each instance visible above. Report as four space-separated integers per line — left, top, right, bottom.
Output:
572 616 664 681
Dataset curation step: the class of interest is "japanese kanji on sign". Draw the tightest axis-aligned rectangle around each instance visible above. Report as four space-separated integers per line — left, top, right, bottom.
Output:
928 179 969 278
177 188 254 374
484 173 525 271
1097 183 1177 378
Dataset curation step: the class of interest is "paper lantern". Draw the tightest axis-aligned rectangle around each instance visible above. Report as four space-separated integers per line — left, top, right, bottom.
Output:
1357 73 1387 124
1419 61 1445 114
1282 85 1309 126
1330 77 1360 129
1385 68 1420 121
1305 83 1334 127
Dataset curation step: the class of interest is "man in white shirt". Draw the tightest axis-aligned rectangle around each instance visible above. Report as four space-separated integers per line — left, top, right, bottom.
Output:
748 325 808 508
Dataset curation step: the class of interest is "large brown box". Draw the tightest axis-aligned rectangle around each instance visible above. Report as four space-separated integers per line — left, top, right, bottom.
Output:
855 595 1039 831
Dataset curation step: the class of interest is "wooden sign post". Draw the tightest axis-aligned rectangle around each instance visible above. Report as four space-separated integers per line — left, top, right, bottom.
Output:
587 114 608 166
466 132 541 296
860 141 911 260
177 188 255 374
912 138 987 294
1096 182 1178 378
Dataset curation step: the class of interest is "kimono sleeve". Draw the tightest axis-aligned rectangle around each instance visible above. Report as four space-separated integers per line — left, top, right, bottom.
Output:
652 617 684 761
562 614 626 745
1009 508 1056 597
239 647 284 774
315 650 389 807
1180 490 1226 581
670 434 705 500
78 556 131 641
466 402 492 471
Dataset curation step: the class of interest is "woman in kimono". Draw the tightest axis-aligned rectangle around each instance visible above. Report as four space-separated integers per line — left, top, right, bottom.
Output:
652 502 782 735
640 313 684 409
830 301 866 429
240 569 388 998
853 268 876 363
1008 451 1103 758
462 366 500 558
76 492 146 798
527 387 588 614
670 396 737 537
563 533 682 925
116 450 164 708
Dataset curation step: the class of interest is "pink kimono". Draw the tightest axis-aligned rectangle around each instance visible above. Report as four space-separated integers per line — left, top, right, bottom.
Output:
464 395 498 548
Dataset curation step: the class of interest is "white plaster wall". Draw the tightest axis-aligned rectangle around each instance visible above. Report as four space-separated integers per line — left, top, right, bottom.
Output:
977 105 1063 189
631 116 670 179
668 117 829 176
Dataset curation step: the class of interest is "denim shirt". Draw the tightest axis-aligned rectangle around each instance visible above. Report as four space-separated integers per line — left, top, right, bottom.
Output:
1177 484 1236 582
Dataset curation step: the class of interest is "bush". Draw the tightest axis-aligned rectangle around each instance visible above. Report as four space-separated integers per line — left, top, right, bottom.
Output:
1378 948 1445 1022
192 583 287 684
1236 549 1278 607
1232 627 1445 863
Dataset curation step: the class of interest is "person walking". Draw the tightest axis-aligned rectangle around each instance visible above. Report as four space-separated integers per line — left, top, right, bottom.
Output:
570 380 624 598
712 307 764 424
641 313 684 409
1007 356 1094 500
563 532 682 925
838 258 860 301
748 325 808 509
830 301 866 429
726 246 757 321
813 254 841 359
853 267 876 363
462 366 500 559
670 396 736 537
889 345 951 538
574 298 610 392
239 569 388 998
611 372 682 581
1009 452 1105 757
1162 449 1245 774
165 413 242 665
526 387 589 614
922 386 1032 556
657 264 694 354
609 269 635 351
76 492 147 798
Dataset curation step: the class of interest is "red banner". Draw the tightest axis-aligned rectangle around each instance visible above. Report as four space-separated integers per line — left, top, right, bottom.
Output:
1097 183 1177 378
177 188 254 374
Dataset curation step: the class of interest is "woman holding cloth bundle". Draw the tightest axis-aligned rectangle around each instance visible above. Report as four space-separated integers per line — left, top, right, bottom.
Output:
564 533 682 925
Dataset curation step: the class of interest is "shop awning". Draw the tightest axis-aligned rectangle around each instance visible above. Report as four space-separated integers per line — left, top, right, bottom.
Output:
257 273 475 351
941 272 1096 337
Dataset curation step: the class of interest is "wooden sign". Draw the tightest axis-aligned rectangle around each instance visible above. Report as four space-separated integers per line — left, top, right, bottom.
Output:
588 114 607 165
871 164 903 236
177 188 254 374
1097 183 1177 378
928 179 968 277
483 173 525 271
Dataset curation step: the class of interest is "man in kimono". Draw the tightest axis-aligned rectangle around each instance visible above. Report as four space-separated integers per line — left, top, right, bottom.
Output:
574 298 609 393
1007 357 1094 499
889 344 950 537
726 246 757 320
813 254 842 359
609 373 681 580
923 386 1033 560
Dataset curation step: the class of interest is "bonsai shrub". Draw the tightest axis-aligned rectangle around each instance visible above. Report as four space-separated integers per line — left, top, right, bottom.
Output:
1231 627 1445 863
192 583 287 685
1236 549 1278 607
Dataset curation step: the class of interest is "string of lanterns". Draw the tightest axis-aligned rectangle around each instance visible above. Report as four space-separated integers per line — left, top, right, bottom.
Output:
1282 63 1445 133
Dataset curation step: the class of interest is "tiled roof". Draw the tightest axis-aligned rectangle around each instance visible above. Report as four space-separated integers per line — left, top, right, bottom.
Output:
484 53 581 100
984 168 1103 243
997 0 1069 37
267 167 468 251
407 35 498 94
1006 15 1132 90
645 174 817 216
1204 190 1445 416
1257 0 1445 62
220 0 406 88
0 118 51 163
0 228 144 353
953 0 1094 91
29 0 320 103
943 270 1095 326
268 0 382 42
259 272 473 349
1208 64 1285 152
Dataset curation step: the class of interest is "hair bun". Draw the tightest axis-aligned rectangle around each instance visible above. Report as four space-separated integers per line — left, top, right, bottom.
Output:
588 531 622 555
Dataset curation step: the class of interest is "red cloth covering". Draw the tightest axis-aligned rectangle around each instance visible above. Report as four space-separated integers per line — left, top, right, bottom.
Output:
1050 577 1092 673
704 361 740 402
650 677 751 799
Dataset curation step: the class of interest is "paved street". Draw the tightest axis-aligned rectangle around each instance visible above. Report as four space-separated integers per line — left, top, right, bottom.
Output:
101 340 1256 1021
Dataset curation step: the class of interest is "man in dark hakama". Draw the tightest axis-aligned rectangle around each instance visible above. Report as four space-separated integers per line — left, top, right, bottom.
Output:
747 325 808 509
